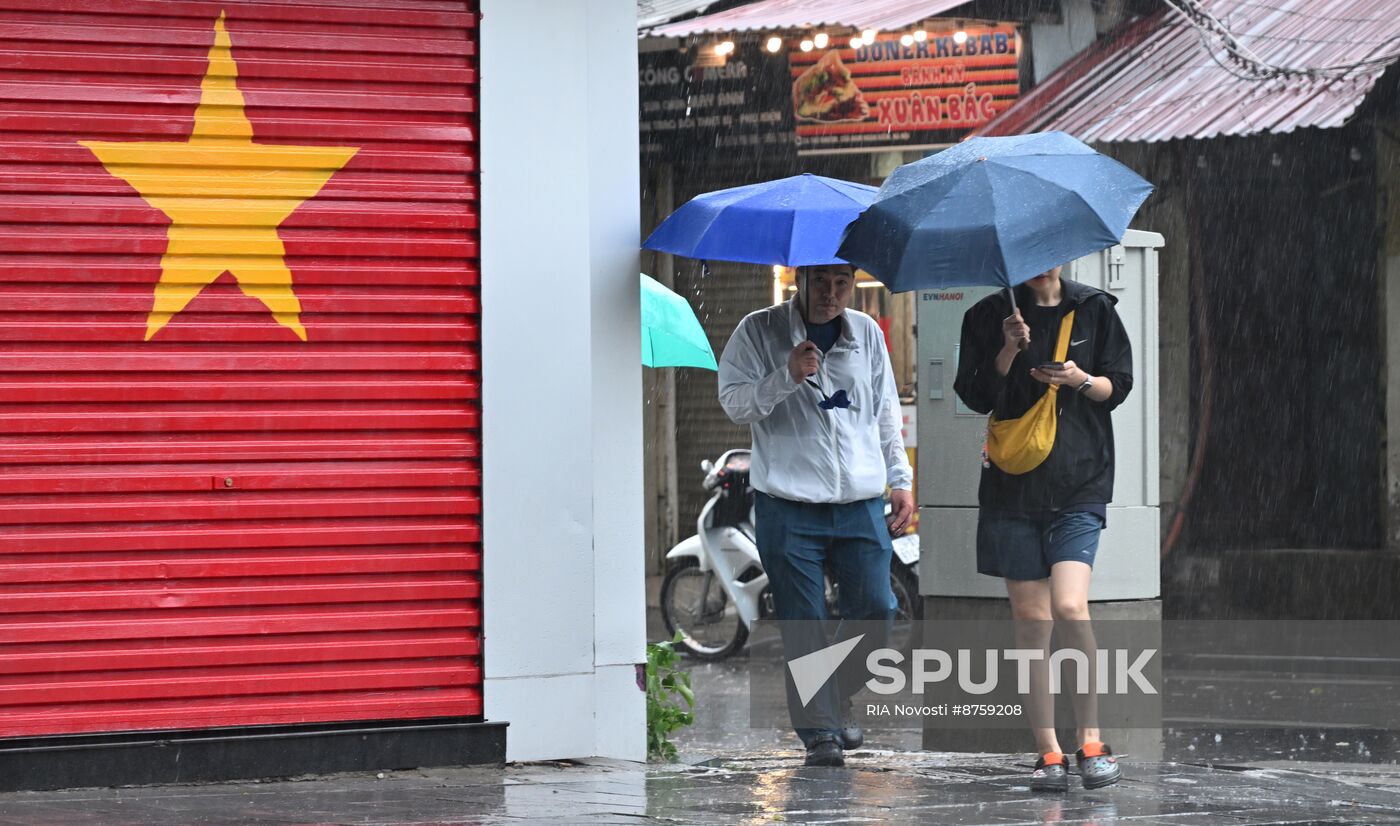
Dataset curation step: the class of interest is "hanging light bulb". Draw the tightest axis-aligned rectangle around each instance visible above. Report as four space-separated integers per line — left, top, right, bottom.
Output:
862 29 877 43
813 32 829 49
914 29 927 42
799 39 814 51
900 33 914 46
848 34 862 48
766 36 783 53
714 40 734 55
952 29 968 45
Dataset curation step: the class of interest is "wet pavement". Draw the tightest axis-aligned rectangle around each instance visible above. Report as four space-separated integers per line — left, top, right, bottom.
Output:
1 749 1398 825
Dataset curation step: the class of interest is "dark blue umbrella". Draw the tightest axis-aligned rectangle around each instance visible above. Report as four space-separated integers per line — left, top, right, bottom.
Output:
836 132 1154 296
643 173 877 267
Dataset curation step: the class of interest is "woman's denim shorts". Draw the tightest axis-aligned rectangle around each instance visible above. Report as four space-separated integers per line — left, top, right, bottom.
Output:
976 509 1105 581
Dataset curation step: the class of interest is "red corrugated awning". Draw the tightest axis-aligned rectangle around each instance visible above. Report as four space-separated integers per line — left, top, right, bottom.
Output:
978 0 1400 142
645 0 975 37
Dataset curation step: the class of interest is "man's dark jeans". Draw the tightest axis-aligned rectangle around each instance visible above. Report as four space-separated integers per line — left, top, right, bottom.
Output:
754 492 896 746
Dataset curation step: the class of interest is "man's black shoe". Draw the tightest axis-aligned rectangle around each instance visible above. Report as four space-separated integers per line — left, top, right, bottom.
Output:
803 734 845 767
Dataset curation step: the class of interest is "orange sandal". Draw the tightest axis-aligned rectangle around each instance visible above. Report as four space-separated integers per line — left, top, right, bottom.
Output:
1076 741 1121 789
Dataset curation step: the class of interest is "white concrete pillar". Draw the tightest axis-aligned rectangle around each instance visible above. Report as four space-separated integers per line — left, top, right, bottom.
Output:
480 0 645 761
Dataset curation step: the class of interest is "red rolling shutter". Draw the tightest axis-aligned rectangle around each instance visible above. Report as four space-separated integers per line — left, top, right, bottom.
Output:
0 0 481 736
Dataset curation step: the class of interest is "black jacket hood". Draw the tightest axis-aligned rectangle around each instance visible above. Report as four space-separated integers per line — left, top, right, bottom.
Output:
1008 277 1117 312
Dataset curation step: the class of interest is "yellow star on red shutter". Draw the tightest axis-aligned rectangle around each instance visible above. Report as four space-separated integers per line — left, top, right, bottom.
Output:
81 10 358 341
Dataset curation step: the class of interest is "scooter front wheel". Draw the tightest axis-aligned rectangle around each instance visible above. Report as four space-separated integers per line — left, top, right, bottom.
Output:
659 558 749 660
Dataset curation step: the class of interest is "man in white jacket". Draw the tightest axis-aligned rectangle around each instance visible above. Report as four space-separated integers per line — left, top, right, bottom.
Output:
718 263 913 767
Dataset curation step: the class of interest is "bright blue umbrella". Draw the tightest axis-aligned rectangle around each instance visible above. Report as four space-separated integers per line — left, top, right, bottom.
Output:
643 173 877 267
836 132 1154 295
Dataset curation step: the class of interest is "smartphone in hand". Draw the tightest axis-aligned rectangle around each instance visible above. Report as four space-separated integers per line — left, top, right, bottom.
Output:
1037 361 1065 371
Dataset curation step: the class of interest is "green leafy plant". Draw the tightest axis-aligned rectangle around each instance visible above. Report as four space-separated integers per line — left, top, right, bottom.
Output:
646 631 695 761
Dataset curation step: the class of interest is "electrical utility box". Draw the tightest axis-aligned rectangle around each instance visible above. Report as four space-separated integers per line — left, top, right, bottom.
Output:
916 230 1165 601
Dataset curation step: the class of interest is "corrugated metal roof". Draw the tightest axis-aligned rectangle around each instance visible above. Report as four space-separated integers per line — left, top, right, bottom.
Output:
644 0 974 37
638 0 723 30
978 0 1400 142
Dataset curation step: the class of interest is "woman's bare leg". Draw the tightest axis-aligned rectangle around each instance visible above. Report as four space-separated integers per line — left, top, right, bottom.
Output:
1005 577 1057 755
1049 560 1098 747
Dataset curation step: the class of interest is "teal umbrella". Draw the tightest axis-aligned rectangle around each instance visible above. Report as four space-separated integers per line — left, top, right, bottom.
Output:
640 273 717 371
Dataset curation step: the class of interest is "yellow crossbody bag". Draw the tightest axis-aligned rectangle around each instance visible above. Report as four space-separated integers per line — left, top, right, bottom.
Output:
985 310 1076 475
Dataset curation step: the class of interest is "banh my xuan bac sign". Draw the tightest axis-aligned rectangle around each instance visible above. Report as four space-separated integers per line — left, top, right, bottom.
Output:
789 25 1021 152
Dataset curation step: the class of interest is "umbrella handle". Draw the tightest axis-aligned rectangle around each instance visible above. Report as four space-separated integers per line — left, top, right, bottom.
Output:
1006 286 1030 351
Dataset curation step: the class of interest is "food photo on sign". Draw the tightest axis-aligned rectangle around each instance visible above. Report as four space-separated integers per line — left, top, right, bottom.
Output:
788 23 1023 152
792 50 870 123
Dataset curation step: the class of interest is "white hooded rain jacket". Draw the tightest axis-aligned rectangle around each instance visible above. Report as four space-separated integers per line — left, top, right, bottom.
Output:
718 298 912 504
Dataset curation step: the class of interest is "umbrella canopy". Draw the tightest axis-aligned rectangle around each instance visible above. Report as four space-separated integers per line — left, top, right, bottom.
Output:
836 132 1154 293
640 273 717 371
643 173 877 267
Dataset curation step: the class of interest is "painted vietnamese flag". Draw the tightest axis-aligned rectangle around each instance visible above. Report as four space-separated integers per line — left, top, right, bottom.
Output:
0 0 483 742
80 11 358 341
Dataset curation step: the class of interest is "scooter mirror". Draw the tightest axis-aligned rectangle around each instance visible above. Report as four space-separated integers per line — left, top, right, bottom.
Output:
700 459 714 473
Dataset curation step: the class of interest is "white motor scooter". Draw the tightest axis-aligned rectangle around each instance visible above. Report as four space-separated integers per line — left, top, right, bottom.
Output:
659 448 921 660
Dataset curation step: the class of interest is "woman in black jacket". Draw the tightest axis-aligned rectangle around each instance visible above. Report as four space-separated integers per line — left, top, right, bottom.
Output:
953 264 1133 793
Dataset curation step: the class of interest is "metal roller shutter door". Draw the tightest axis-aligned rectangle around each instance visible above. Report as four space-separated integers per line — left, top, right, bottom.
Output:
0 0 481 737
